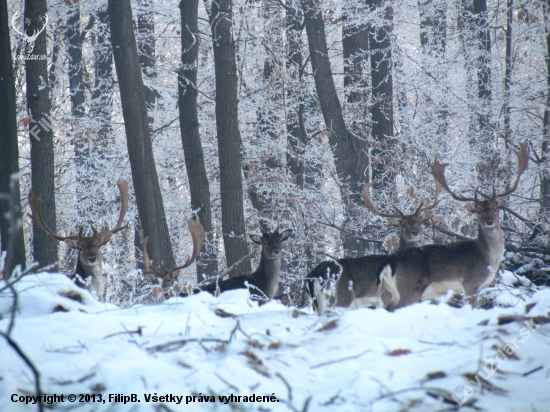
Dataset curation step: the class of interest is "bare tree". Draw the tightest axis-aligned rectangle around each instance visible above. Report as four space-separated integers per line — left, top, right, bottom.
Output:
108 0 175 268
205 0 250 276
179 0 218 280
0 0 26 275
25 0 58 266
301 0 369 257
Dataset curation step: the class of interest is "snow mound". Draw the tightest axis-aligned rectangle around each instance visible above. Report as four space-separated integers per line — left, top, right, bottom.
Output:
0 272 114 319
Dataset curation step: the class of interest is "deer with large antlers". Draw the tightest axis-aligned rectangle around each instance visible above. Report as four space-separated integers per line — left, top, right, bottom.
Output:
304 179 441 312
379 142 529 310
140 214 206 294
28 180 129 296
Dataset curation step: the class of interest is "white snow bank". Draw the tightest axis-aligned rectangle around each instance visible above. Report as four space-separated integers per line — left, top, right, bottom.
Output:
0 273 549 412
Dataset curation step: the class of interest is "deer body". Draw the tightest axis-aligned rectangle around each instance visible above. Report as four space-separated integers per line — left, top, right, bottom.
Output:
198 230 292 302
382 142 528 310
305 181 440 312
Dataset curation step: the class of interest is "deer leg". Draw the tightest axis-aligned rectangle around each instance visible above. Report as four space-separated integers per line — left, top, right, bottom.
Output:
380 265 400 311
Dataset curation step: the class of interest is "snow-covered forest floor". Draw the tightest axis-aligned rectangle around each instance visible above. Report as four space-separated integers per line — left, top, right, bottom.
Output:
1 272 549 412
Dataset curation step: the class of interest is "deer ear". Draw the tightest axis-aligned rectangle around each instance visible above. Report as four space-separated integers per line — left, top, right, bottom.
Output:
280 229 293 241
387 217 401 227
464 203 477 213
420 211 433 223
64 239 80 249
250 234 263 245
97 232 113 246
496 199 506 209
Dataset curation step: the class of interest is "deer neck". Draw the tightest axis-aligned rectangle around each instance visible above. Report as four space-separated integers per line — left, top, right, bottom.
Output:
75 252 104 296
252 254 281 299
476 222 505 271
399 237 422 251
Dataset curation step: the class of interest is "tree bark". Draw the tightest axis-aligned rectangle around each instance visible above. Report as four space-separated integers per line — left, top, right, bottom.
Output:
206 0 250 276
0 0 26 275
342 0 370 257
179 0 218 280
25 0 58 266
542 0 550 211
366 0 394 187
108 0 175 268
301 0 368 256
285 1 307 189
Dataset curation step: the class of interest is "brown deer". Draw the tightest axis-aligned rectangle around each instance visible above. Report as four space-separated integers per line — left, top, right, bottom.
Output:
141 225 292 303
139 214 206 295
197 229 293 302
380 142 529 311
28 180 129 296
304 180 440 311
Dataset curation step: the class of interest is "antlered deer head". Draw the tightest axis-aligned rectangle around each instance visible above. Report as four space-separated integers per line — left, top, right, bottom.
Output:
28 180 129 296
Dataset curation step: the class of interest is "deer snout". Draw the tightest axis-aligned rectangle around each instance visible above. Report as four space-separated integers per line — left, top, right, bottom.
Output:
88 256 97 263
410 229 420 237
485 220 494 227
271 248 281 256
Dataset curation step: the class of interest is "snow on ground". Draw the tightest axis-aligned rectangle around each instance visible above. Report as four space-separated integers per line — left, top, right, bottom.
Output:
1 272 550 412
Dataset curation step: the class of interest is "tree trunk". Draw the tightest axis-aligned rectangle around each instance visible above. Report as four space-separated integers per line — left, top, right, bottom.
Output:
206 0 250 276
0 0 26 275
342 0 370 257
25 0 58 266
108 0 175 268
366 0 394 187
301 0 368 256
66 2 90 223
285 1 307 189
418 0 448 141
179 0 218 281
542 0 550 211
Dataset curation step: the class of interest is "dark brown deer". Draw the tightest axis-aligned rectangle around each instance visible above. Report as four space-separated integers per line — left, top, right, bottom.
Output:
197 229 293 302
28 180 129 296
380 142 529 310
304 180 440 311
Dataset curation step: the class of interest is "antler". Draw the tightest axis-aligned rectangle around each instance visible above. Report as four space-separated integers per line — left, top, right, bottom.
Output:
418 179 441 214
28 190 80 241
97 180 129 236
431 141 529 202
140 214 206 288
430 157 476 202
11 12 48 42
361 182 403 218
494 141 529 198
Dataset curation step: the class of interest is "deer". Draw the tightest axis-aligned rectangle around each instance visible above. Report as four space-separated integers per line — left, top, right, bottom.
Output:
304 179 440 312
139 214 206 296
28 180 129 296
379 142 529 311
141 225 293 303
197 229 293 302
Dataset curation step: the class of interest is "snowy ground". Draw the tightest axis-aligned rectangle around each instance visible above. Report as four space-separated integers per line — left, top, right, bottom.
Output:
1 272 550 412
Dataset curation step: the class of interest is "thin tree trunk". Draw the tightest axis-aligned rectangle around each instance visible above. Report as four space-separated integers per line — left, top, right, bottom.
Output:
503 0 512 148
542 0 550 211
66 2 89 223
342 0 370 257
108 0 175 268
25 0 58 266
205 0 250 277
0 0 26 275
179 0 218 280
366 0 394 187
285 2 306 189
418 0 448 141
